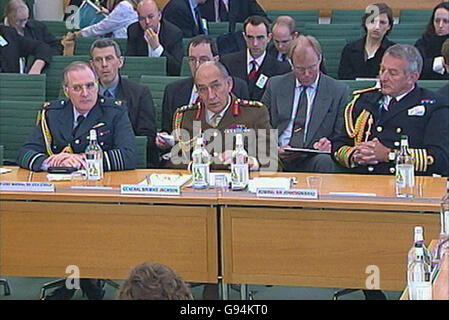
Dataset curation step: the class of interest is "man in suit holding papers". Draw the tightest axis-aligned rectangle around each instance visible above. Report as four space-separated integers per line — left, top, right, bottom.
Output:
261 35 350 173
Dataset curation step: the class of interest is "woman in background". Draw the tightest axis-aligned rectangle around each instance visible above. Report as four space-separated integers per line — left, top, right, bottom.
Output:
338 3 395 80
414 2 449 80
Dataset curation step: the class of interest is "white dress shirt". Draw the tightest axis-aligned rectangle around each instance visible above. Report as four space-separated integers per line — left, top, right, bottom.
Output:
81 1 137 38
246 50 266 74
279 75 320 146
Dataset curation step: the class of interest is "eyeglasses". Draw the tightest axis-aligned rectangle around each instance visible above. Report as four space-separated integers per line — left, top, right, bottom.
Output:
292 62 319 74
92 56 118 64
66 82 98 93
187 56 211 64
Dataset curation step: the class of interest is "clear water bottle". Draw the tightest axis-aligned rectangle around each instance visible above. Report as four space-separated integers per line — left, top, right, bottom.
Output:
407 226 431 269
85 129 103 181
231 134 249 190
407 246 432 300
395 135 415 198
191 136 210 189
432 182 449 268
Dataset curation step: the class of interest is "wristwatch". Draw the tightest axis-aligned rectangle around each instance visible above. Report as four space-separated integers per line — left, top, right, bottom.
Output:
388 150 397 161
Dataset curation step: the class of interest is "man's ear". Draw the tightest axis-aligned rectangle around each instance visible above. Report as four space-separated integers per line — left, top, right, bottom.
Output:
118 56 124 69
63 86 69 98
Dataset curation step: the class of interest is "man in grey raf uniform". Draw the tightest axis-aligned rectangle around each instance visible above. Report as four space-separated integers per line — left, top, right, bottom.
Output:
332 44 449 176
18 61 137 172
169 60 277 172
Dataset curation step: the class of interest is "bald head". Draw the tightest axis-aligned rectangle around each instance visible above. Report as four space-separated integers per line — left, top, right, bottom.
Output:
195 61 233 113
137 0 161 32
290 36 322 86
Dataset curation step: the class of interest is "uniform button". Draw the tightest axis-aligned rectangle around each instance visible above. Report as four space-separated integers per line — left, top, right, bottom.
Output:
390 167 395 174
75 139 80 144
396 128 402 133
368 166 374 172
394 141 400 147
376 126 383 132
100 142 104 146
213 152 218 157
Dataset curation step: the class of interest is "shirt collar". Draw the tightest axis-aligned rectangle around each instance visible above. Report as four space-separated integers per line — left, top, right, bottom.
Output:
100 75 120 96
295 73 320 90
247 49 266 67
387 85 415 103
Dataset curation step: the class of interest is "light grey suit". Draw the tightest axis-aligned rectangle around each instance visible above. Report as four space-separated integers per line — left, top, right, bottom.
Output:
261 72 350 172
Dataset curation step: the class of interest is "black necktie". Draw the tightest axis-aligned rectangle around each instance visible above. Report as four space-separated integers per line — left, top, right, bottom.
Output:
378 97 396 122
194 6 206 34
292 86 309 147
218 0 228 21
73 115 85 137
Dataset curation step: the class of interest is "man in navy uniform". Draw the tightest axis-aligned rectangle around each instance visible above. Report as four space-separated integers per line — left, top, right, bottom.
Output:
18 61 136 173
332 44 449 177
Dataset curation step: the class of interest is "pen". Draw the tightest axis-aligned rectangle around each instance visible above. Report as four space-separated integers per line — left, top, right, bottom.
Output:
294 127 302 133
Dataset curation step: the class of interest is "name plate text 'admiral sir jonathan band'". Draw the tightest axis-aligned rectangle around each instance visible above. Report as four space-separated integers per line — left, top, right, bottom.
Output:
120 185 181 196
256 188 318 199
0 182 55 192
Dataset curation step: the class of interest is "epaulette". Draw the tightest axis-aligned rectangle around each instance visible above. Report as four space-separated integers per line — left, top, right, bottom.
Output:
175 102 201 114
41 100 66 109
237 98 264 107
99 97 124 108
352 86 379 95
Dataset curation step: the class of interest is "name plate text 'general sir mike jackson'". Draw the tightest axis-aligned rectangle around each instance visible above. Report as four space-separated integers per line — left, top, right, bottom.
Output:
120 185 180 196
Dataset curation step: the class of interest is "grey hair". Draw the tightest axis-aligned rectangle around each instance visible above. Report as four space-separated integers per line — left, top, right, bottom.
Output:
384 44 423 75
5 0 28 18
89 38 122 57
62 61 97 87
194 60 230 80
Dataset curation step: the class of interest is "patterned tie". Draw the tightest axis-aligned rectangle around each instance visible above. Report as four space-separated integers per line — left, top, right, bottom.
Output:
292 86 309 146
194 6 206 34
210 113 222 128
248 60 258 81
73 115 85 137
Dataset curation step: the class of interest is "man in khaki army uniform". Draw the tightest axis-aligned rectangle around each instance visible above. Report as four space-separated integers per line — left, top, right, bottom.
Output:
332 44 448 176
169 60 277 171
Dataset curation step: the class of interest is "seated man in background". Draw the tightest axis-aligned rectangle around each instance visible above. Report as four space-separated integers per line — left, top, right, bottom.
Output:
162 0 207 38
267 15 299 63
332 44 449 176
262 35 350 173
220 15 291 101
4 0 62 55
0 24 51 73
117 262 193 300
437 38 449 105
156 35 249 152
89 38 158 167
18 61 136 299
126 0 184 76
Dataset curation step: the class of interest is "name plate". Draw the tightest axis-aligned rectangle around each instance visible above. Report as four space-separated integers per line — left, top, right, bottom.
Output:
256 188 318 199
0 181 55 192
120 185 180 196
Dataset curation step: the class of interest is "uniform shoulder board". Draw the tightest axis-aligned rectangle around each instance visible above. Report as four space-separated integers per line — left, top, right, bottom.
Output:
42 100 65 109
352 86 379 95
99 98 123 108
237 98 264 108
175 103 200 114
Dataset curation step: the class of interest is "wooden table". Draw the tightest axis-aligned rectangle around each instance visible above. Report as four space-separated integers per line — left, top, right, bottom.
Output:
220 172 446 292
1 168 446 295
0 168 219 283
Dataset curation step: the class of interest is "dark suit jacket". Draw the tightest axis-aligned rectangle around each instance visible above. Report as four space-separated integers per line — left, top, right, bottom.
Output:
220 50 291 101
199 0 267 23
126 20 184 76
338 36 395 80
24 20 63 55
437 84 449 106
415 33 449 80
261 72 350 149
161 76 250 133
116 76 158 167
0 25 52 73
162 0 201 38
